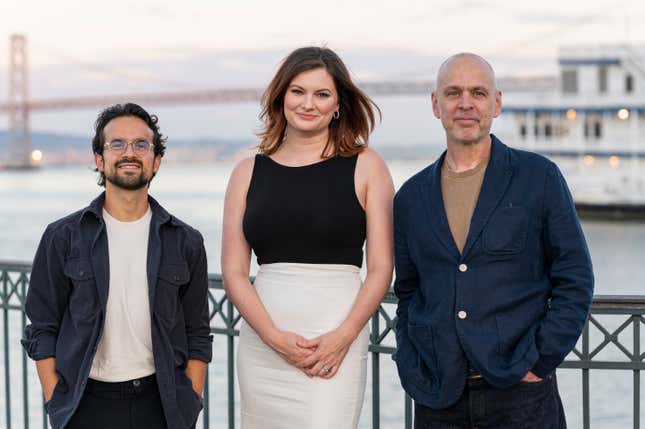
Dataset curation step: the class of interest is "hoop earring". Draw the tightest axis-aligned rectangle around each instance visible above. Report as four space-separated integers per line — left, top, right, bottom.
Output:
333 110 340 119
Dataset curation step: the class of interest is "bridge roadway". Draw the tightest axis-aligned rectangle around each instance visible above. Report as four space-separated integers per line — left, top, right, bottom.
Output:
0 76 556 113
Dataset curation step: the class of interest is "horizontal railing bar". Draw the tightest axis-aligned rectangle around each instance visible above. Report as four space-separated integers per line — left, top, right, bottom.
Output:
0 304 26 311
592 295 645 305
369 345 397 354
0 261 31 270
210 328 240 336
592 309 645 315
560 361 645 370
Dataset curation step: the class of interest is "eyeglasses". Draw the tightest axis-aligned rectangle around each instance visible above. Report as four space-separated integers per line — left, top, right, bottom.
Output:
104 139 154 155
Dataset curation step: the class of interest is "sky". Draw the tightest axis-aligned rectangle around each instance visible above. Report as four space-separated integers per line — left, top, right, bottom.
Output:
2 0 643 64
0 0 644 140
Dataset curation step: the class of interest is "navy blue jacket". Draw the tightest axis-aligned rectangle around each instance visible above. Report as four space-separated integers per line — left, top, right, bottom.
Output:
392 135 594 409
21 193 212 429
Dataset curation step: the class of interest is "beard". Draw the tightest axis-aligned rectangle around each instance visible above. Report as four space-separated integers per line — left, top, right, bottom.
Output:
104 158 153 190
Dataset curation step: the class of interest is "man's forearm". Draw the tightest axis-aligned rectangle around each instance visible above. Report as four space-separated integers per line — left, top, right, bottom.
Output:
185 359 207 396
36 357 59 401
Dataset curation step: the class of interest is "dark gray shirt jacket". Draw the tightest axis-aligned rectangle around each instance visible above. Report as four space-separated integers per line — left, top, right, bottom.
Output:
392 135 594 408
21 194 213 429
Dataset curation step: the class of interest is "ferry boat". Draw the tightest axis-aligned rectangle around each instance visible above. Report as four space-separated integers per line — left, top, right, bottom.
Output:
497 46 645 219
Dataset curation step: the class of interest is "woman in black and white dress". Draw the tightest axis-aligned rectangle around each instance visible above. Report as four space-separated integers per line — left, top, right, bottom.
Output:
221 47 394 429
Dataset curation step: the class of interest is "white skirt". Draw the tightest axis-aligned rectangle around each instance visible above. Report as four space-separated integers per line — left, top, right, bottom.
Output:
237 263 369 429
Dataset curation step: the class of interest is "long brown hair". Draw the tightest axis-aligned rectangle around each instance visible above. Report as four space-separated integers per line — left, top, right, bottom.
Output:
258 47 380 157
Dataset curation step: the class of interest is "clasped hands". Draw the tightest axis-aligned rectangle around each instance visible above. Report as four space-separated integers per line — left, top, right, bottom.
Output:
270 328 355 379
270 329 544 383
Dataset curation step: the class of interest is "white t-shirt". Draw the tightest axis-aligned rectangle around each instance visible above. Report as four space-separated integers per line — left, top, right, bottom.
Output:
89 206 155 382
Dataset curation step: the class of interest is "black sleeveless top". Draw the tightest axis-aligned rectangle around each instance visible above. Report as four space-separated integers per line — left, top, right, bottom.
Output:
243 154 366 268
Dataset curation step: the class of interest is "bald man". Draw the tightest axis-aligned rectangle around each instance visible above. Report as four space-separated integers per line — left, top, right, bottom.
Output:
392 53 594 428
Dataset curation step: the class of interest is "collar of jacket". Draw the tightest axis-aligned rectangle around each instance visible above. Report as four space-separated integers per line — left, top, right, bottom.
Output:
423 134 513 184
76 191 177 315
418 134 516 260
79 191 174 226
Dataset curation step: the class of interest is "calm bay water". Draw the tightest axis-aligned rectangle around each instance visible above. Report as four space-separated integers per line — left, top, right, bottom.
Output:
1 160 644 428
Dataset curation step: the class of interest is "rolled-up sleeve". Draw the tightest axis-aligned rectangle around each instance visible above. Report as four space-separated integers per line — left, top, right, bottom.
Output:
183 233 213 363
21 225 71 361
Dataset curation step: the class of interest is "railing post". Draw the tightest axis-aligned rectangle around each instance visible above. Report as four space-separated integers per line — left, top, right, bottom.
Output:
42 396 46 429
634 315 640 429
203 370 209 429
405 394 413 429
22 279 29 429
3 275 12 429
583 317 590 429
228 299 235 429
371 311 380 429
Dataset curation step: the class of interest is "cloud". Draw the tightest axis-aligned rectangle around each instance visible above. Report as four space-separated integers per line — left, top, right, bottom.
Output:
219 58 258 71
514 12 601 25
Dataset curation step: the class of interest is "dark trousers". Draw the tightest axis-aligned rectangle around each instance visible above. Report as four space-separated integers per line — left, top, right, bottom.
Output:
414 373 566 429
67 374 170 429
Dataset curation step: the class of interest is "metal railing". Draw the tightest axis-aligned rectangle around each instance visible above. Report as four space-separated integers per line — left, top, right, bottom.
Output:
1 260 644 428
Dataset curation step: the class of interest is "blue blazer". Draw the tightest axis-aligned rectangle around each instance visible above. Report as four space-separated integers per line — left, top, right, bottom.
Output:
392 135 594 409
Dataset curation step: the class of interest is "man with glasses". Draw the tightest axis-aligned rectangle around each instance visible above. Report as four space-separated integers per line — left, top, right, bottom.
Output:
22 103 212 429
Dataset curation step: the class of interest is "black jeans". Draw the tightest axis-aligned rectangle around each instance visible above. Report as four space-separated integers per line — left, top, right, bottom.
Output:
66 374 173 429
414 373 566 429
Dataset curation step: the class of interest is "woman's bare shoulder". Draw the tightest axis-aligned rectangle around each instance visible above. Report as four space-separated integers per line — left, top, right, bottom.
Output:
228 155 257 190
357 147 389 175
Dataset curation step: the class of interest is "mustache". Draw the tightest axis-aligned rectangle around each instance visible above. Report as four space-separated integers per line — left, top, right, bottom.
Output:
115 158 143 167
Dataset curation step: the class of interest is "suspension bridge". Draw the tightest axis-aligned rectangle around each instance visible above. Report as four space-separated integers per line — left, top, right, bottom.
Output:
0 34 554 168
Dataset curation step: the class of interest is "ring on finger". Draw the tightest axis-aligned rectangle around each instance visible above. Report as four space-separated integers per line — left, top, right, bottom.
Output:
322 367 330 374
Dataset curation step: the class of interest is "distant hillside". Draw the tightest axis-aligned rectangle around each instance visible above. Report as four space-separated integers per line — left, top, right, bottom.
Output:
0 130 89 152
0 130 256 164
0 130 443 165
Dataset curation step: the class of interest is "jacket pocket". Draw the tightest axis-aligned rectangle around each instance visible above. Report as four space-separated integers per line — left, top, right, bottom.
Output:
175 367 203 426
155 262 190 327
482 206 529 256
407 324 438 387
495 313 537 368
44 376 66 414
63 258 98 318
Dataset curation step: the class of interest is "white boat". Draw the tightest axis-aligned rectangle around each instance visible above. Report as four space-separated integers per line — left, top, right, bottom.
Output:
496 45 645 218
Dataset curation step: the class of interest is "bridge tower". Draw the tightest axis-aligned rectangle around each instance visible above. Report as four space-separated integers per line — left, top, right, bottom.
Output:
7 34 31 168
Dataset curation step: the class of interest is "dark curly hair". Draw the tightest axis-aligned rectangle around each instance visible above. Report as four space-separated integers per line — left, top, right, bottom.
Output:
92 103 167 187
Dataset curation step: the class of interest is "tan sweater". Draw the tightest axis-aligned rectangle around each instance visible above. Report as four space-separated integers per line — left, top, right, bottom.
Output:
440 158 489 254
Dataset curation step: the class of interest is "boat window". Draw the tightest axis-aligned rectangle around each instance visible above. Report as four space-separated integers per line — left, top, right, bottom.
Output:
626 74 634 93
544 124 552 137
520 124 527 138
562 69 578 93
594 121 602 138
598 66 608 93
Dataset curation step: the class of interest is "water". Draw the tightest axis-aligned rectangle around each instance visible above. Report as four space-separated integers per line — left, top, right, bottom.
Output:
1 160 644 428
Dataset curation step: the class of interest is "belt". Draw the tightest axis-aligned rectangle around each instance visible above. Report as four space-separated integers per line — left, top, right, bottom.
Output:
466 366 482 380
86 373 158 397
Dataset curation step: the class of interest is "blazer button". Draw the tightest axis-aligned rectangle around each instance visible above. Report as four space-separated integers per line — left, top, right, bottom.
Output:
173 275 180 282
458 264 468 272
458 310 467 319
79 270 85 276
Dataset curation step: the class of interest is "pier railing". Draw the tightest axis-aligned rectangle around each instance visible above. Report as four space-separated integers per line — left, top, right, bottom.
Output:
1 260 644 429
